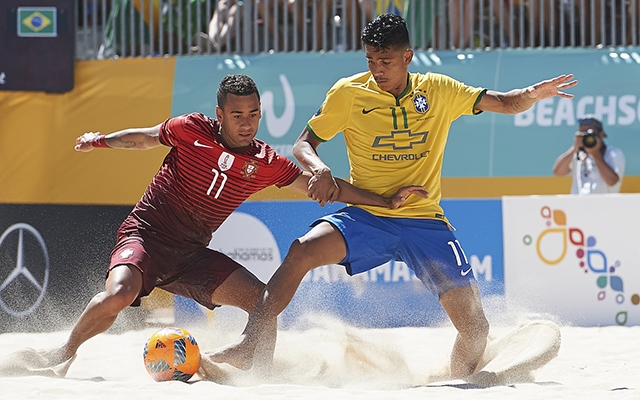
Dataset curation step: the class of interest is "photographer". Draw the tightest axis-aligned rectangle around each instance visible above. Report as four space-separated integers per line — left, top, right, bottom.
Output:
553 117 625 194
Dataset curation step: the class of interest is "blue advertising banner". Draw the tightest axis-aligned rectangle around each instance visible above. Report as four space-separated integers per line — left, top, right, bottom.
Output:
175 198 504 328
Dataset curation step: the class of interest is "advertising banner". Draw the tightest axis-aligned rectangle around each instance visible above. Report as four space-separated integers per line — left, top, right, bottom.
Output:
0 204 135 333
177 198 504 328
172 49 640 180
0 199 503 332
502 194 640 326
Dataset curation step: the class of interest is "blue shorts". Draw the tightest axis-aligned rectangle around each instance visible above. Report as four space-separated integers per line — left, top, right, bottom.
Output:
312 206 477 298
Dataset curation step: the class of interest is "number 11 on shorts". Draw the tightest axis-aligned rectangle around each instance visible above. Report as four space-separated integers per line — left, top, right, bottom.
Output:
447 239 469 267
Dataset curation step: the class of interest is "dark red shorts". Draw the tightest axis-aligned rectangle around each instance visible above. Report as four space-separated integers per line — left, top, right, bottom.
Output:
108 235 242 309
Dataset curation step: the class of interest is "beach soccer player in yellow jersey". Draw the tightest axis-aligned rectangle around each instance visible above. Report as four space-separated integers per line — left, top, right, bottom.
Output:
210 14 578 379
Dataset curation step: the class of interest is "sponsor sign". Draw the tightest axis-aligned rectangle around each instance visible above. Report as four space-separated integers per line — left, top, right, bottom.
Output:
0 204 132 333
503 194 640 326
0 223 50 317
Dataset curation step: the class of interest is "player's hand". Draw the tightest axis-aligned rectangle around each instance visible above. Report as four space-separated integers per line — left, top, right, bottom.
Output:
526 74 577 100
74 132 101 152
388 186 428 209
307 169 340 206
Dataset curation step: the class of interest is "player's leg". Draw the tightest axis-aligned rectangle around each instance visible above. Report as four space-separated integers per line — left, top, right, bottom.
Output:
439 285 489 379
158 246 306 372
261 221 347 317
209 267 278 369
210 267 265 313
400 219 489 379
210 221 347 369
42 264 143 366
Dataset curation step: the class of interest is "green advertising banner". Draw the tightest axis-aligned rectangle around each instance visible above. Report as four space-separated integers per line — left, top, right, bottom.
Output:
172 48 640 179
18 7 57 37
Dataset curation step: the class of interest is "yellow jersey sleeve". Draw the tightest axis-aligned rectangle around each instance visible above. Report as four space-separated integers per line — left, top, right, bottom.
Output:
427 73 486 117
307 72 370 142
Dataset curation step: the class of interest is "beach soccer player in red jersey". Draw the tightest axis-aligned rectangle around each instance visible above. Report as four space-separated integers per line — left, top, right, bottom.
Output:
19 74 425 377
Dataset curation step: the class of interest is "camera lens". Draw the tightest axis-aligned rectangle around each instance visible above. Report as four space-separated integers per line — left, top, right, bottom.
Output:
581 129 598 148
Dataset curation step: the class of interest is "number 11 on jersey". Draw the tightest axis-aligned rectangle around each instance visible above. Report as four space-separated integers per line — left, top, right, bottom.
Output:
206 168 228 198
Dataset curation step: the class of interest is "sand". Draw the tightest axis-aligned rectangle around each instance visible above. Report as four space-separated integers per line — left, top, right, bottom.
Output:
0 309 638 400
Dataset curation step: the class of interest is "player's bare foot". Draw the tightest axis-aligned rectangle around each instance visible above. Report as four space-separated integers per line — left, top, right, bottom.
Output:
38 347 76 368
206 338 256 371
49 354 77 377
197 354 231 384
0 348 76 377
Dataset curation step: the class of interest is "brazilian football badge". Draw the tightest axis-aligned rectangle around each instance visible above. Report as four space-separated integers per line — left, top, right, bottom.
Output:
242 159 259 180
412 93 429 114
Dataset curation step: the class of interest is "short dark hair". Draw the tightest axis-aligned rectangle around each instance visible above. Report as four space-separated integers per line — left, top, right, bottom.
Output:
217 74 260 108
361 13 410 50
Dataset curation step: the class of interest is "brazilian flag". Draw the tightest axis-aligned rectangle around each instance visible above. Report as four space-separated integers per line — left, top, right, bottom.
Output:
18 7 57 37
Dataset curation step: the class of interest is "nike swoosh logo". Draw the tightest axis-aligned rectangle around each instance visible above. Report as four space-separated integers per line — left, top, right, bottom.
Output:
461 267 473 276
362 107 380 114
194 140 214 149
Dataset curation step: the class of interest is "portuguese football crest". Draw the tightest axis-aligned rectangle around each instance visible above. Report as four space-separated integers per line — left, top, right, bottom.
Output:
242 159 259 179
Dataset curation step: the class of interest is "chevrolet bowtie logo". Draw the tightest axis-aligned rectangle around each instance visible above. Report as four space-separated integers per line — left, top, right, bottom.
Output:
372 130 428 150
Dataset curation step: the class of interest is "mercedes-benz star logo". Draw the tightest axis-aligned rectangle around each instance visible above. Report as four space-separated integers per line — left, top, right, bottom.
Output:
0 223 50 317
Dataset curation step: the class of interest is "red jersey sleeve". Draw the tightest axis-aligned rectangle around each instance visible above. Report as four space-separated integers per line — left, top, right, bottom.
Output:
160 113 215 148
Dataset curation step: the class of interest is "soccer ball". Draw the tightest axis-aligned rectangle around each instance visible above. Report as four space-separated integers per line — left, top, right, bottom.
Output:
143 327 200 382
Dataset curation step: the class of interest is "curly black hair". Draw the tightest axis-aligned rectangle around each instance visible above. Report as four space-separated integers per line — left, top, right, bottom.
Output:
361 13 410 50
217 74 260 108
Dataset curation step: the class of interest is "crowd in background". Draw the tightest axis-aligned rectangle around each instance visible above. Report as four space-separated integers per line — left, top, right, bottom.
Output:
76 0 639 59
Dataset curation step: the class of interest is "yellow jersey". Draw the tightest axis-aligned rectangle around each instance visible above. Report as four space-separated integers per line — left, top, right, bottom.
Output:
307 71 486 220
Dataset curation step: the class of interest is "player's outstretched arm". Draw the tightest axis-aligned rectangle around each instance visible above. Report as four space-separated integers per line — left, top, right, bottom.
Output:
477 74 578 115
292 127 340 204
74 124 163 152
335 178 428 209
286 172 428 209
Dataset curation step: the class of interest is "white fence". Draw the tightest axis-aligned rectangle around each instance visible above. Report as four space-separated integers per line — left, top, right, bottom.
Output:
76 0 640 59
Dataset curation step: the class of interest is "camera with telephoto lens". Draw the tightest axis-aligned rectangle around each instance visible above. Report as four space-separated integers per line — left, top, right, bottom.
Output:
580 128 599 148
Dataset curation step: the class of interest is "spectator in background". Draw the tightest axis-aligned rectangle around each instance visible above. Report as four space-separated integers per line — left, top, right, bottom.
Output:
449 0 523 49
449 0 473 48
207 0 279 52
293 0 375 51
207 0 239 51
553 117 625 194
207 0 379 52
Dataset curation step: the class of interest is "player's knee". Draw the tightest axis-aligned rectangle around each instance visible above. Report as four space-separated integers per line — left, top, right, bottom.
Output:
476 315 490 339
469 315 490 340
457 314 489 341
285 239 315 265
101 284 139 312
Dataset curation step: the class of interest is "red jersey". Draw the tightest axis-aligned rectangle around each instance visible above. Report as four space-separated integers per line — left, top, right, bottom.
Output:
118 112 301 248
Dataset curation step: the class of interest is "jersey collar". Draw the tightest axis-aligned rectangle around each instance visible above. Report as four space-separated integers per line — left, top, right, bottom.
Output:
396 73 412 99
366 72 412 100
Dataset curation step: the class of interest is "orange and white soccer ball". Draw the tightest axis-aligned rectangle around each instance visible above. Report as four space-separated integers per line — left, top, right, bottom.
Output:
143 327 200 382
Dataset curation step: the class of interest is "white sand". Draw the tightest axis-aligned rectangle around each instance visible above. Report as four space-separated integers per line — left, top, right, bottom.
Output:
0 310 638 400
